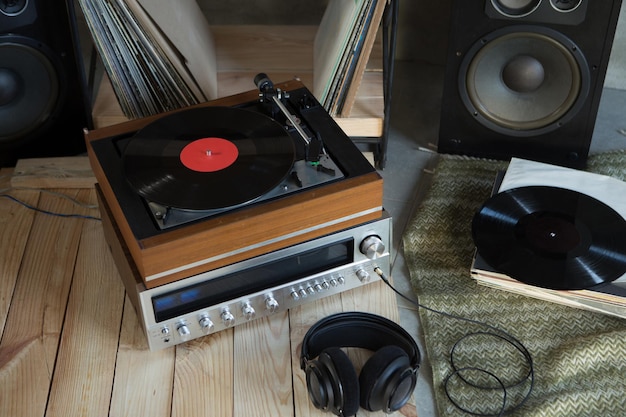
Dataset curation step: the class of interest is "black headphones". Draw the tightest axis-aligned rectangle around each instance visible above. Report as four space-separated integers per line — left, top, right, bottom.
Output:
300 312 421 416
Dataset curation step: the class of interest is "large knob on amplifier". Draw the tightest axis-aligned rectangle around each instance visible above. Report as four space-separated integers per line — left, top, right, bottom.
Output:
360 235 385 259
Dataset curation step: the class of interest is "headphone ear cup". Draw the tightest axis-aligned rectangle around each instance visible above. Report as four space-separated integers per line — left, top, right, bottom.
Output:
359 345 415 412
306 347 360 416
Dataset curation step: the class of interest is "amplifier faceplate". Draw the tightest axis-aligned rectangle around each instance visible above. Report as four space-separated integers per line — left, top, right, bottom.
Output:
139 213 391 350
99 184 392 351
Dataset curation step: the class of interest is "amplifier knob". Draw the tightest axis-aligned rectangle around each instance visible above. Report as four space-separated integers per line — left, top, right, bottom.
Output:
242 302 256 320
199 316 214 333
290 290 300 300
299 288 308 298
356 268 370 282
321 280 330 290
176 323 191 341
314 283 323 292
360 235 385 259
306 286 315 295
265 297 279 313
221 309 235 327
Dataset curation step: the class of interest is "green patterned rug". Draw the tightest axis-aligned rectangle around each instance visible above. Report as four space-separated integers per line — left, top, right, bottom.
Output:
402 150 626 417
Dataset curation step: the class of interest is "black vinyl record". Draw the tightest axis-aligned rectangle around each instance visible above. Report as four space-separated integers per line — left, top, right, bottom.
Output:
472 186 626 290
122 106 296 210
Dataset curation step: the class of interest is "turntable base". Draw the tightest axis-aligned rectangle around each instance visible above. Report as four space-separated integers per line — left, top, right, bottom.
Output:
0 166 414 416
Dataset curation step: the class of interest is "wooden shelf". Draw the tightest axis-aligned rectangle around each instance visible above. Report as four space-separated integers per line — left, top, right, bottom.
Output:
92 25 385 138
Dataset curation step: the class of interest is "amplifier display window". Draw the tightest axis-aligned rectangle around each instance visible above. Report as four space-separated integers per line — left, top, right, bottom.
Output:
152 239 354 322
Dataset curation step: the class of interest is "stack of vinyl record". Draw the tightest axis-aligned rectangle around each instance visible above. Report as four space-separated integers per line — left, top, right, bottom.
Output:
313 0 386 116
76 0 218 118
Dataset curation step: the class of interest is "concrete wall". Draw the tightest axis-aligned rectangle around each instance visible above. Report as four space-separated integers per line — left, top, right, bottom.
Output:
605 3 626 89
198 0 328 25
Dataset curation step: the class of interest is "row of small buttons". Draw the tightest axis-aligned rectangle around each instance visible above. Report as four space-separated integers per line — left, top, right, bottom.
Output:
290 274 349 301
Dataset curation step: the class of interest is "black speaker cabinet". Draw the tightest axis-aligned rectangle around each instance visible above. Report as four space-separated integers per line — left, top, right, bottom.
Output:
0 0 92 167
438 0 623 168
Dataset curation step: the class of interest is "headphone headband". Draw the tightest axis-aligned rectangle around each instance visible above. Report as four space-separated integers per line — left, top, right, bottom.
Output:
300 311 421 371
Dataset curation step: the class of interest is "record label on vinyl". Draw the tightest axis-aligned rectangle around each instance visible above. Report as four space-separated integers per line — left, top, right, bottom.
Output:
472 186 626 290
180 137 239 172
121 106 296 210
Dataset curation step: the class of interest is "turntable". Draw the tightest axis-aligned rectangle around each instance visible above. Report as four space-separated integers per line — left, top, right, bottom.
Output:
85 76 384 288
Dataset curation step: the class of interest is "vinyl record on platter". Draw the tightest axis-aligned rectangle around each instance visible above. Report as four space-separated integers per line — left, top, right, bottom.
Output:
472 186 626 290
122 106 295 210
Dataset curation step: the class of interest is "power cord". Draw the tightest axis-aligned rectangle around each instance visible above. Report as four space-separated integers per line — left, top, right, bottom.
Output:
0 183 101 221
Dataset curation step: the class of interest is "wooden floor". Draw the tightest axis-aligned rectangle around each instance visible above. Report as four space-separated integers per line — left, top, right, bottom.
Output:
0 163 416 417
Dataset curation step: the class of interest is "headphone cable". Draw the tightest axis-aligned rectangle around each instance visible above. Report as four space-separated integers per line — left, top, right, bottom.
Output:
373 266 534 416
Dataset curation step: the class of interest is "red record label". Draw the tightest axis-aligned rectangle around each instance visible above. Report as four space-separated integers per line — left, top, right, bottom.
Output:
180 137 239 172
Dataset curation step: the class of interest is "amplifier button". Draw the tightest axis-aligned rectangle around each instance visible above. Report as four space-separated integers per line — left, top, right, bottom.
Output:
242 302 256 320
199 316 214 333
221 309 235 327
265 297 279 313
356 268 370 282
177 323 191 341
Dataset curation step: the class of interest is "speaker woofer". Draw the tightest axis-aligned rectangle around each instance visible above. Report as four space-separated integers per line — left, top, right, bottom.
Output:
459 26 589 136
0 35 62 146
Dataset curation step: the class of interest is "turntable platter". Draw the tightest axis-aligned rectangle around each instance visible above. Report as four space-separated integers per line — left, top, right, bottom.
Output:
121 106 296 210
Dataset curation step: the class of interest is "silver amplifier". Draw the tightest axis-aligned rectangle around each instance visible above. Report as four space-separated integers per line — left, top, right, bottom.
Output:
131 212 391 350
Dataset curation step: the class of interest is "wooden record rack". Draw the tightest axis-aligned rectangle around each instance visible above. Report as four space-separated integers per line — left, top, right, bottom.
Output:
85 79 384 288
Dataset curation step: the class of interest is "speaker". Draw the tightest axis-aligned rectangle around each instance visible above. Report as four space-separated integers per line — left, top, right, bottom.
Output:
0 0 92 167
438 0 623 168
300 312 421 416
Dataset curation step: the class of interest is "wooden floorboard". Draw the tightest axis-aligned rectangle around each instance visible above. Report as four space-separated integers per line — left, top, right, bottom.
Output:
0 165 414 417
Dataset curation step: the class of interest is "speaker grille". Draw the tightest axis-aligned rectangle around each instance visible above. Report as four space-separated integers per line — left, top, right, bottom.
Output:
459 26 589 136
